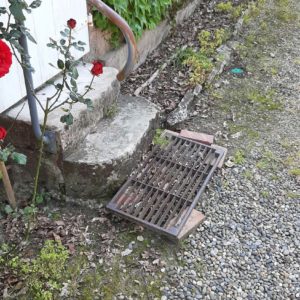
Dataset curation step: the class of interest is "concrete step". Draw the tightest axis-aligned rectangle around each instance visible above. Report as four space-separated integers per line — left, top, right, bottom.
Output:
6 64 120 154
63 95 159 200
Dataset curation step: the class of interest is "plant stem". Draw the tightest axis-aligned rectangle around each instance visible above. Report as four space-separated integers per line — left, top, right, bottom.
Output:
31 106 49 204
26 103 49 241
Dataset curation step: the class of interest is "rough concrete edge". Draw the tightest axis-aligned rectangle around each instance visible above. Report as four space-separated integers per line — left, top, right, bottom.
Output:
86 0 203 70
166 7 250 129
62 78 120 155
63 98 161 201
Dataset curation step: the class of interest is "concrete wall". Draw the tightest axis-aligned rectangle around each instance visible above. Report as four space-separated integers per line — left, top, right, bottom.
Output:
85 0 202 70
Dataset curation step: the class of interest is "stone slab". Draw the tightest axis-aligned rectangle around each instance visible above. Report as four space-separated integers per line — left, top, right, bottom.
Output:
63 95 160 199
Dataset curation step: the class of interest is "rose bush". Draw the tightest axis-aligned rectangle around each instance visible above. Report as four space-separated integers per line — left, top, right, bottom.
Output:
0 39 12 78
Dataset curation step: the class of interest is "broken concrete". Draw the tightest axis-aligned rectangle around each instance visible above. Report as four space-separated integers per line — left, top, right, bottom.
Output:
166 85 202 128
63 95 160 200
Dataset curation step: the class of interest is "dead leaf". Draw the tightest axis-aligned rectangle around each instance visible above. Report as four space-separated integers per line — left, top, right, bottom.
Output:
91 217 107 224
67 243 75 255
55 220 65 226
121 249 133 257
52 232 61 242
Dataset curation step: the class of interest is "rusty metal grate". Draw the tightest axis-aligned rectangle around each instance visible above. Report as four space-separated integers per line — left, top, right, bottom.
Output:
107 132 224 239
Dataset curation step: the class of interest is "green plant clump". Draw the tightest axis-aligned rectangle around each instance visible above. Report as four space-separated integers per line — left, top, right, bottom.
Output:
183 50 213 85
93 0 180 47
215 1 244 20
153 129 169 147
233 149 246 165
215 1 233 13
6 240 69 300
198 28 230 55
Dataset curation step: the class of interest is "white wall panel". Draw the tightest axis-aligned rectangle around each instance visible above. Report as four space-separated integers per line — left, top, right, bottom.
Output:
0 0 89 112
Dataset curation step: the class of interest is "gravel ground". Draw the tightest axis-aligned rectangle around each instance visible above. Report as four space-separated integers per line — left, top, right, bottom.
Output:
160 0 300 299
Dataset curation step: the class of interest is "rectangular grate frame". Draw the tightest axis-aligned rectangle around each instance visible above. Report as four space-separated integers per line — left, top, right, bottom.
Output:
107 131 225 239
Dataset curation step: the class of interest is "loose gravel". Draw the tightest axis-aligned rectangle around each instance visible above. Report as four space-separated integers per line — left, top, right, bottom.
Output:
159 0 300 299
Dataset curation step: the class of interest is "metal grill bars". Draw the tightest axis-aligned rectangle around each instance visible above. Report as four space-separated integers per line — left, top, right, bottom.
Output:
107 131 224 239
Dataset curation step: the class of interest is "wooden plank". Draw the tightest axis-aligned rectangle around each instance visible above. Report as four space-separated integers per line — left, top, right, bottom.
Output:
0 162 17 209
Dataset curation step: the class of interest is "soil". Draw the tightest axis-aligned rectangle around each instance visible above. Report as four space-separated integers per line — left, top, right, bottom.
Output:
121 0 250 113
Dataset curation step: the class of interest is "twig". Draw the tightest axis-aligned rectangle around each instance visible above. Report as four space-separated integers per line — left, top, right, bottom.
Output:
5 102 26 137
134 63 167 96
133 50 180 96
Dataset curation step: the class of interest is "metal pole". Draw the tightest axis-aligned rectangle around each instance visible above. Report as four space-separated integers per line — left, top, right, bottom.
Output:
88 0 137 81
18 26 56 153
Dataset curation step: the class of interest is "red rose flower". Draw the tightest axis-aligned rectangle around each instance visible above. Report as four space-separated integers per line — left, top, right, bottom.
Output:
0 39 12 78
0 127 7 140
67 18 76 29
91 61 103 76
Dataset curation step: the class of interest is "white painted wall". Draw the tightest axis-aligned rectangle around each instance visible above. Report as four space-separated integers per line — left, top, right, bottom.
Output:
0 0 90 112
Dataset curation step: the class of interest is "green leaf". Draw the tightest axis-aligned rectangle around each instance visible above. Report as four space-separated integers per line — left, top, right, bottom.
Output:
11 152 27 165
57 59 64 70
60 113 73 126
25 30 37 44
84 98 93 110
0 7 7 15
69 92 78 102
23 205 37 217
4 205 13 215
71 67 79 79
0 148 11 162
9 2 26 22
29 0 42 9
35 193 44 204
70 78 77 88
55 83 63 90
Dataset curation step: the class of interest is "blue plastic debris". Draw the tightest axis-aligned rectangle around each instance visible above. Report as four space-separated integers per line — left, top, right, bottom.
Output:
230 68 245 75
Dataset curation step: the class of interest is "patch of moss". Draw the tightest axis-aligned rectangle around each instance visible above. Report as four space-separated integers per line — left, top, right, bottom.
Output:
289 168 300 176
246 89 282 111
287 192 300 199
256 150 280 171
153 129 169 147
215 1 233 13
261 190 269 198
183 51 214 85
104 104 118 118
274 0 298 22
233 149 246 165
198 28 230 56
243 169 253 180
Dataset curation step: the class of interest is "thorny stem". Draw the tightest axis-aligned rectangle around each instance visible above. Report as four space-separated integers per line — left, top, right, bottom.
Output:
50 75 95 112
48 29 72 111
25 100 50 241
31 103 49 204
